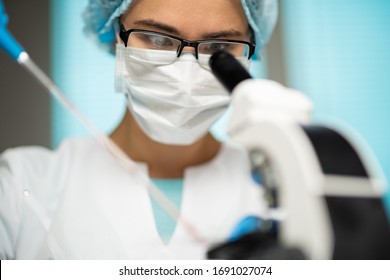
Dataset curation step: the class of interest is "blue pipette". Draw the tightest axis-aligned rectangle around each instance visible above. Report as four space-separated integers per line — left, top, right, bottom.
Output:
0 0 24 60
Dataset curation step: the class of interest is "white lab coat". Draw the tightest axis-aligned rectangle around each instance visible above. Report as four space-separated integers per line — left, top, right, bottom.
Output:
0 138 265 259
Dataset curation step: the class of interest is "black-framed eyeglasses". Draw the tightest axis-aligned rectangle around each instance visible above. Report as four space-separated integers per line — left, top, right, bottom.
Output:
118 21 255 67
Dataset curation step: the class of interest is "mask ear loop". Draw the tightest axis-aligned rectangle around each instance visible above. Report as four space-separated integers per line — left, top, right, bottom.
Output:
114 20 124 45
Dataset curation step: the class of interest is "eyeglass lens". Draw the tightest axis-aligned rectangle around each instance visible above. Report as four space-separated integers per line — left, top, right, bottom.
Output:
126 31 250 67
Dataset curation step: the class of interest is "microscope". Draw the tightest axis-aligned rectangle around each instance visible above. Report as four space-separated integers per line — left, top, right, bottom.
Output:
207 51 390 260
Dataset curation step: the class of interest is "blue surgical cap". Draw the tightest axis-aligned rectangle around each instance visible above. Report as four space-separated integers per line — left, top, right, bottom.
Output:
82 0 278 56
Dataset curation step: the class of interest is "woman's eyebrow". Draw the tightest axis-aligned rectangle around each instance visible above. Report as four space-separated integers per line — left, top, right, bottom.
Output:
201 30 244 39
133 19 181 35
132 19 243 39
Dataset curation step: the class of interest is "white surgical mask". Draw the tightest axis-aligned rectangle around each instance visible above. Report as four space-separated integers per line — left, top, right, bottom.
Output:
115 44 247 145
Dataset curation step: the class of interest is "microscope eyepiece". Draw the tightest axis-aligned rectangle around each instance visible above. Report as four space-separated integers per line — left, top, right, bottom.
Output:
209 51 252 93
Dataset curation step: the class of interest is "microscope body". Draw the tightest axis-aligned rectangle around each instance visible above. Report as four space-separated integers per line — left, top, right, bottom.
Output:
209 78 390 259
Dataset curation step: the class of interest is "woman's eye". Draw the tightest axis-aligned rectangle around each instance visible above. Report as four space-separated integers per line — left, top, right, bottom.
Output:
148 35 174 48
205 43 230 53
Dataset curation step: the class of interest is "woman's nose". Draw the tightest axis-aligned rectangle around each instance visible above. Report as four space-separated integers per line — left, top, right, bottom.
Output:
182 46 196 55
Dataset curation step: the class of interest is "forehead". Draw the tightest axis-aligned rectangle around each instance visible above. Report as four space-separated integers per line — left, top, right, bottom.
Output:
122 0 248 38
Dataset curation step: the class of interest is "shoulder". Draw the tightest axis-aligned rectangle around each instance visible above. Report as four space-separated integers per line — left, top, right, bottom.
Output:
0 137 102 192
205 140 258 189
1 138 98 175
217 141 252 170
218 141 267 211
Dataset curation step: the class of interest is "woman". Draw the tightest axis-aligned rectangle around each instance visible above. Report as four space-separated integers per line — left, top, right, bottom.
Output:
0 0 278 259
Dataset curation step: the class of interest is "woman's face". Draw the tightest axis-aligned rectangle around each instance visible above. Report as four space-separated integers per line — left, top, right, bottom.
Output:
121 0 250 43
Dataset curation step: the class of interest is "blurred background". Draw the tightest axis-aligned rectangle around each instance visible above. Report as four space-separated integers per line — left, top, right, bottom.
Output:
1 0 389 211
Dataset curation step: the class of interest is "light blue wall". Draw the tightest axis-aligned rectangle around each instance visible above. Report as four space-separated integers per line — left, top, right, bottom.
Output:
51 0 125 148
281 0 390 210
